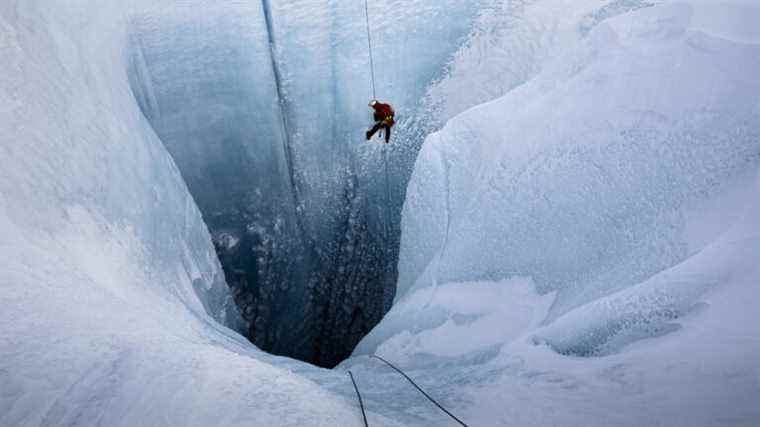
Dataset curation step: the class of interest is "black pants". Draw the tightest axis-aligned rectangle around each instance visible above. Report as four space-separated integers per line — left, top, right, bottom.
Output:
367 122 391 143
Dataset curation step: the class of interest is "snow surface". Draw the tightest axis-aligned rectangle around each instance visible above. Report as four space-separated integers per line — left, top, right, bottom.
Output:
0 1 364 425
354 0 760 424
2 0 760 425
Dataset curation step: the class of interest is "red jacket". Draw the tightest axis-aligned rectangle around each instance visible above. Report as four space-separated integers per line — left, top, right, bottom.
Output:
372 103 395 125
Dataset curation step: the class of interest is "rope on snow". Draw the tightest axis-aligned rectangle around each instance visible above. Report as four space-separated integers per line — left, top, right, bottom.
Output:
371 355 469 427
348 370 369 427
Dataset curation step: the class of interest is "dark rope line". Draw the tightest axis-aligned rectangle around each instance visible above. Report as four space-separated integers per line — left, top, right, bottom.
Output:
363 0 377 99
348 370 369 427
371 355 469 427
364 0 392 253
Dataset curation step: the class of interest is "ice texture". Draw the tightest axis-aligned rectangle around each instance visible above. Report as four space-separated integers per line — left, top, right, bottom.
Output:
3 0 760 425
0 1 362 425
394 0 760 314
0 1 242 327
354 0 760 424
125 0 486 366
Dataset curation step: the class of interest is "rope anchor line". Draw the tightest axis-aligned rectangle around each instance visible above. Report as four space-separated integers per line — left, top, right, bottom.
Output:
348 357 470 427
348 370 369 427
363 0 377 99
371 355 469 427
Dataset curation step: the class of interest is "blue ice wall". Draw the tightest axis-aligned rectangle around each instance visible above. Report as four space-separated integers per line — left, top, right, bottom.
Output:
126 0 483 366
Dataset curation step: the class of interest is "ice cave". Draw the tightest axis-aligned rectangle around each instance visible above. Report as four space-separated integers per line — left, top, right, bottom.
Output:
1 0 759 425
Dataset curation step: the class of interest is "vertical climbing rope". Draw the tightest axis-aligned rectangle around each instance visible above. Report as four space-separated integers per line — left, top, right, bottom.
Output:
364 0 392 260
371 355 469 427
348 371 369 427
363 0 377 99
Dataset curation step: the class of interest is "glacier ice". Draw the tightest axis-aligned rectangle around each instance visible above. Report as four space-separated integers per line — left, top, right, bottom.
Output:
355 0 760 424
0 1 361 425
2 0 760 425
125 0 487 366
393 0 760 313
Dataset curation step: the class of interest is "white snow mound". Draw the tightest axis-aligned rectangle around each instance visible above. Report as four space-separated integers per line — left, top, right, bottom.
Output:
355 1 760 425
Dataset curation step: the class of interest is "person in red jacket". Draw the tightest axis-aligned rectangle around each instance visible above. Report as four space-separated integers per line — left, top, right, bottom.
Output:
366 100 395 143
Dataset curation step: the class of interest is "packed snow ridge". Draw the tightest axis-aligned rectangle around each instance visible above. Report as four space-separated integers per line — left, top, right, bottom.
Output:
2 0 759 426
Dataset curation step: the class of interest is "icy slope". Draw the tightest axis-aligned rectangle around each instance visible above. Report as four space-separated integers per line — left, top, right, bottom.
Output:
394 0 760 313
0 2 369 425
3 0 760 425
123 0 665 366
352 1 760 424
420 0 657 129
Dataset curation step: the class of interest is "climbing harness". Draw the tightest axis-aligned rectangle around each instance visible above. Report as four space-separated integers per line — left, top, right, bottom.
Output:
348 370 369 427
371 355 469 427
347 357 470 427
363 0 377 99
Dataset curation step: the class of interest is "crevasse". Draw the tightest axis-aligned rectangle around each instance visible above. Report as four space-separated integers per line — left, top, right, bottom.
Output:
125 0 483 367
2 0 760 425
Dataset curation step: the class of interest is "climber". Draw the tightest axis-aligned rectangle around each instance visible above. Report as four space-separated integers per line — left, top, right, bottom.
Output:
366 100 395 143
